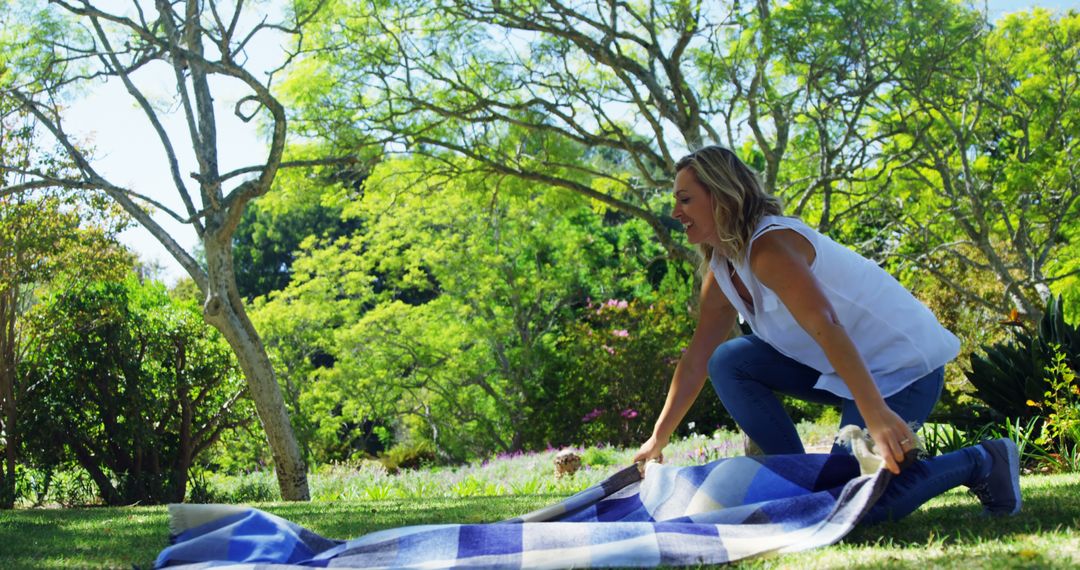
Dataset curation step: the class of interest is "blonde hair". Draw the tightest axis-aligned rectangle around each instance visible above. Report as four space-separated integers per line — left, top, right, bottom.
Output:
674 146 783 271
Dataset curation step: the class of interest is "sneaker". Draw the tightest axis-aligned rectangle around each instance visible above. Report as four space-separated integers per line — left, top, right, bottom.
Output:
968 438 1022 516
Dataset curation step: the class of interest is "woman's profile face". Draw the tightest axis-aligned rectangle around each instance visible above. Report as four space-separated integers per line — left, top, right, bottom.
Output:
672 167 718 246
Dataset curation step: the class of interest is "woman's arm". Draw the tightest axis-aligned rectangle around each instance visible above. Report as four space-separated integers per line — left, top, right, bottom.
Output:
632 272 738 466
749 230 914 474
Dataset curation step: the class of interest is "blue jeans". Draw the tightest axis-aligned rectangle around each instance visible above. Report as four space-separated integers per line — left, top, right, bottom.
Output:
863 445 989 524
706 334 983 523
708 334 945 454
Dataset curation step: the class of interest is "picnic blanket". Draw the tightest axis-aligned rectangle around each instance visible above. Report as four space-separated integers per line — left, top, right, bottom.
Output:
156 449 892 569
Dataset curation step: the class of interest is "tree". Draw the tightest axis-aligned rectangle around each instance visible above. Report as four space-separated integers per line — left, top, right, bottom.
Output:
286 0 951 263
251 154 691 460
0 94 130 507
232 164 363 300
878 8 1080 320
19 274 253 505
288 0 726 266
0 0 356 499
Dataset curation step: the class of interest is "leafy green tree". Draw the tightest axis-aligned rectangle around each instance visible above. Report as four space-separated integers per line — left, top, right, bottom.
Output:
877 9 1080 320
250 155 694 461
286 0 966 261
287 0 726 266
0 97 130 507
19 275 253 505
710 0 937 234
0 0 365 500
232 166 363 300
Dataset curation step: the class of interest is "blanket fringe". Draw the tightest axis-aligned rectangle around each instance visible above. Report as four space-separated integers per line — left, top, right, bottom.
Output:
837 425 884 475
168 503 251 537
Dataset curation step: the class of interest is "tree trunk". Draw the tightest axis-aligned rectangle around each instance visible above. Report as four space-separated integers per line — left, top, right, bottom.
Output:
201 236 309 501
0 286 18 508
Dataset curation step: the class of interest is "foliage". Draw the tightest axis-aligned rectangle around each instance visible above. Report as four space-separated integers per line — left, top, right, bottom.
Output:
378 441 436 474
918 423 991 457
0 193 120 508
247 153 696 464
1 0 327 501
231 168 363 300
879 8 1080 319
1 57 131 506
967 296 1079 427
283 0 1080 323
18 275 254 505
1027 347 1080 471
530 297 710 449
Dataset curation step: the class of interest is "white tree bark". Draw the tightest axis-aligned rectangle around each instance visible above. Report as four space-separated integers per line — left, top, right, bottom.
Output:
0 0 348 500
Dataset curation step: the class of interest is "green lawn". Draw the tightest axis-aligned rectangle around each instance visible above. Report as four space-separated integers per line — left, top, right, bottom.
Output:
0 474 1076 569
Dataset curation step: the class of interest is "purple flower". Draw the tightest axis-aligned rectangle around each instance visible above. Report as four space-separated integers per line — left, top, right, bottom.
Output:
620 408 639 420
582 408 604 423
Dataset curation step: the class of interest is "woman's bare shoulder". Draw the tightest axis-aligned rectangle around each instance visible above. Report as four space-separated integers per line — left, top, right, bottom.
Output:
749 229 815 271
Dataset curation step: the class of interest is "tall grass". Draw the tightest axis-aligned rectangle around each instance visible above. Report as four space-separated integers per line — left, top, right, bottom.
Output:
187 421 835 504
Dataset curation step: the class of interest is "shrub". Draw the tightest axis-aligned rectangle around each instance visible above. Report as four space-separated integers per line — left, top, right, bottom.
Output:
379 441 437 473
529 298 727 448
967 296 1079 424
1027 347 1080 471
18 276 255 505
579 447 618 467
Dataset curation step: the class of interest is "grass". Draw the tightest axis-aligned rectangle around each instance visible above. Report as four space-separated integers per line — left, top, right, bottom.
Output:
730 472 1080 569
1 426 1077 569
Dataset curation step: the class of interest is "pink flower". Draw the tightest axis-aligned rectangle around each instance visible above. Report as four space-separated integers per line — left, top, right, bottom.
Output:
620 408 639 419
602 345 615 354
612 329 629 337
582 408 604 423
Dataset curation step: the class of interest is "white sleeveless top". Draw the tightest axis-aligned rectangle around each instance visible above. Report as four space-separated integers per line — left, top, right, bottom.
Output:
709 215 960 399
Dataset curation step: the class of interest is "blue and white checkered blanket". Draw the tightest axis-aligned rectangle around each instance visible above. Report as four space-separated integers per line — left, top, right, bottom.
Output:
156 453 889 568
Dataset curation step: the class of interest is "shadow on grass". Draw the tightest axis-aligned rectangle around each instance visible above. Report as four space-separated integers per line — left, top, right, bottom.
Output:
0 506 169 570
843 476 1080 548
0 495 564 570
2 477 1076 569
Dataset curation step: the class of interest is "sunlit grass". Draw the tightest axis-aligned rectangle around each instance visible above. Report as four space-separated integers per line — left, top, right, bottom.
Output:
1 427 1076 569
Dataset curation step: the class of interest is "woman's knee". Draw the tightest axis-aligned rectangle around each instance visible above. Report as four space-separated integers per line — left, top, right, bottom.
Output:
707 336 760 396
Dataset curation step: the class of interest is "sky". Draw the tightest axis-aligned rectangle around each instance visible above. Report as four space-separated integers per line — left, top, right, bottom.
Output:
63 0 1076 286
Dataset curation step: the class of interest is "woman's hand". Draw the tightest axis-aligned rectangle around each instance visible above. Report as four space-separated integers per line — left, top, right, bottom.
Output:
632 435 668 476
863 405 917 475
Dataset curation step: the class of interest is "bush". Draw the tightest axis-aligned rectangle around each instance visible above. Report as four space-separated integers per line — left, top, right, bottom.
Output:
18 276 254 505
966 296 1079 428
379 441 437 473
579 446 618 467
529 298 728 449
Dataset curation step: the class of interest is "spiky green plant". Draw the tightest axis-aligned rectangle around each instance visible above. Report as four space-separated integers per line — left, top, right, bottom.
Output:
967 296 1079 423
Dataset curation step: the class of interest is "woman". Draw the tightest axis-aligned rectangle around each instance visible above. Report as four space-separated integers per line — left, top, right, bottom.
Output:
632 145 960 476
